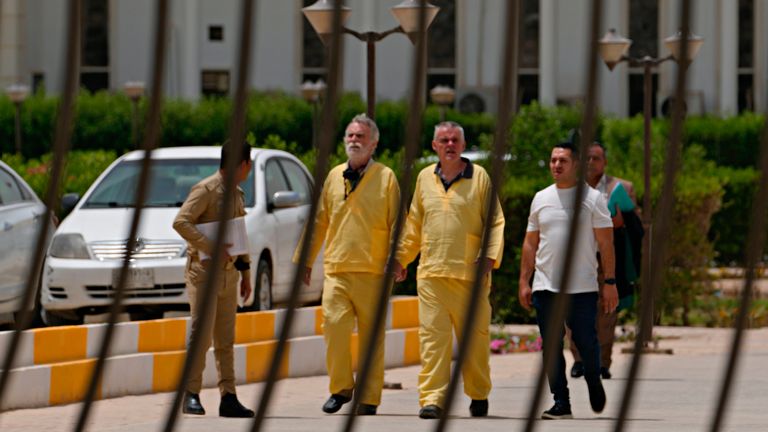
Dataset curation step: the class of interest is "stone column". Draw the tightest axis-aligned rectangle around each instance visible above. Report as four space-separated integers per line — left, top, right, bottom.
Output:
538 0 556 106
718 0 738 115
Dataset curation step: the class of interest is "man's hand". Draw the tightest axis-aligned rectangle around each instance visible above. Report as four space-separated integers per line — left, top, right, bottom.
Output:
476 257 495 276
392 261 407 282
518 281 533 311
302 267 312 286
612 204 624 228
601 283 619 314
240 276 252 301
201 243 233 265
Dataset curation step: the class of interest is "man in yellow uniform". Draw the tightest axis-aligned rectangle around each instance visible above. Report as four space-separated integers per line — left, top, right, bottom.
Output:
393 121 505 419
296 114 400 416
173 143 255 418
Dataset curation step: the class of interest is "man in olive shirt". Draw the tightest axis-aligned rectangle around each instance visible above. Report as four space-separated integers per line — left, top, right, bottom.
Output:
173 143 254 418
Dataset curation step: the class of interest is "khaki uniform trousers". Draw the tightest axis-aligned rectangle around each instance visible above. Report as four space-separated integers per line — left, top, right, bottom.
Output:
567 294 618 369
417 276 492 408
322 272 386 406
185 258 240 395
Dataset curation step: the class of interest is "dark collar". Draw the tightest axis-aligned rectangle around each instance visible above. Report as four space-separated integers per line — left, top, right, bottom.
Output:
434 157 473 191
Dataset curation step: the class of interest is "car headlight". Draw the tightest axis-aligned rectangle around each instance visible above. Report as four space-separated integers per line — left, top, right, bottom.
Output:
49 233 91 259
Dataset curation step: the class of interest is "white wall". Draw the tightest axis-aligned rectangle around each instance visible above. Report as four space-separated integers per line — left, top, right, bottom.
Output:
25 0 67 93
112 0 153 91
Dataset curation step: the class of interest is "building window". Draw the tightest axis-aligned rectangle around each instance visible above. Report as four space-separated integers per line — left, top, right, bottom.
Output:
427 0 457 91
81 0 109 93
301 0 328 83
32 73 45 94
201 70 230 97
518 0 539 107
628 0 658 117
738 0 754 112
208 25 224 42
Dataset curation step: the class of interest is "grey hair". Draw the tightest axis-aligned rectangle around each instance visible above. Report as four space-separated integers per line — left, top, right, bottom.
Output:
349 114 380 142
433 121 465 141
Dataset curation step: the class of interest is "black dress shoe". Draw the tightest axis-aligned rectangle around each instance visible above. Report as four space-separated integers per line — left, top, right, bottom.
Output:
419 404 443 419
600 367 612 379
183 392 205 415
586 379 606 414
322 393 351 414
219 393 255 418
469 399 488 417
570 361 584 378
356 403 377 415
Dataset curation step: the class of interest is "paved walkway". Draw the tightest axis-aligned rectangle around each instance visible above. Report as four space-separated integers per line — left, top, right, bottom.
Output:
2 326 766 431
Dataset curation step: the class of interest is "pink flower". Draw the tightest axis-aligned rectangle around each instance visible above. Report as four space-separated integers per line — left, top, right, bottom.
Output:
490 339 507 353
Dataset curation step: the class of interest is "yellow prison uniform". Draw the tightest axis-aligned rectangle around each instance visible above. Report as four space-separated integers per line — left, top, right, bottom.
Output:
294 161 400 406
396 162 504 408
173 172 251 395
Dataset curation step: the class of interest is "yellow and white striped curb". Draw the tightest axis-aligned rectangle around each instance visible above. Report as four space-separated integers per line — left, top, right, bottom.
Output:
0 296 419 369
1 327 421 411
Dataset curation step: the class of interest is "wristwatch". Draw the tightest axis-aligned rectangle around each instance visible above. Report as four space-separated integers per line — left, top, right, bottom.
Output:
604 278 617 285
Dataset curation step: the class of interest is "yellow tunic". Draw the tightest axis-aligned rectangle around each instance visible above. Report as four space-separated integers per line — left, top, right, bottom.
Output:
397 163 505 281
295 162 400 275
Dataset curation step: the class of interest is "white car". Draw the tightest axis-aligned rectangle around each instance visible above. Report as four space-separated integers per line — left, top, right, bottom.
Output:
0 160 54 326
41 147 323 325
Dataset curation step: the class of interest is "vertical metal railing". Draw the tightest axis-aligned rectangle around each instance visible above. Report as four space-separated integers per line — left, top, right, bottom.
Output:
73 1 170 430
249 1 346 430
613 1 692 430
0 0 82 414
161 0 258 431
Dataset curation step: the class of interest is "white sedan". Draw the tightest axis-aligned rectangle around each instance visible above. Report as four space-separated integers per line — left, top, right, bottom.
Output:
0 160 54 326
41 146 323 325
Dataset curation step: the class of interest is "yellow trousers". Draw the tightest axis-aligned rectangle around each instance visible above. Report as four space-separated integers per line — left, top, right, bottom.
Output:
185 258 239 395
322 272 387 406
417 277 492 407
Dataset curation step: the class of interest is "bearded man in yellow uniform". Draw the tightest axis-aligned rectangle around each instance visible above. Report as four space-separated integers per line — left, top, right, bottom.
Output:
394 121 505 419
295 114 400 416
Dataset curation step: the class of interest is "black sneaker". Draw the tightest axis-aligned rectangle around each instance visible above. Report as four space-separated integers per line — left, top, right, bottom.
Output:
419 404 443 419
322 393 352 414
219 393 254 418
587 379 606 413
356 403 377 415
570 361 584 378
600 367 612 379
469 399 488 417
541 402 573 419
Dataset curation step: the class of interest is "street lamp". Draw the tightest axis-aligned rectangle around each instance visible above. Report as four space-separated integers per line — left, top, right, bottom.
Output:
123 81 145 148
598 28 703 347
430 85 455 121
302 0 439 119
301 79 327 149
6 84 30 155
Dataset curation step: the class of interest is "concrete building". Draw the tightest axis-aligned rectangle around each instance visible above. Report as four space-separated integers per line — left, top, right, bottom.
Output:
2 0 766 117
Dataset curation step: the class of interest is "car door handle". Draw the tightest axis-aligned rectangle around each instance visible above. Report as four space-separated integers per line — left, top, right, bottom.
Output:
3 222 12 232
297 216 306 224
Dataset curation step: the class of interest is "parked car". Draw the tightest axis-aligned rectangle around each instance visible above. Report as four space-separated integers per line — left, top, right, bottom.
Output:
41 147 323 325
0 159 55 327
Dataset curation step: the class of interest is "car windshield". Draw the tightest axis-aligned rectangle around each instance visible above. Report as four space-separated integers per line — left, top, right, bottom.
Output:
83 159 255 208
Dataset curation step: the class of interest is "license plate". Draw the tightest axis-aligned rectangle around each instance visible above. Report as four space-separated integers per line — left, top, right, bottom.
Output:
112 268 154 289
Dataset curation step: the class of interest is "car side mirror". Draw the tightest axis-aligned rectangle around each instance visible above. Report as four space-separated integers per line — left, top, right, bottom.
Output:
61 193 80 214
271 191 302 210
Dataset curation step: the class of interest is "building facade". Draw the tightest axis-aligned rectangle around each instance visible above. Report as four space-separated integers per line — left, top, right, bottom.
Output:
2 0 767 117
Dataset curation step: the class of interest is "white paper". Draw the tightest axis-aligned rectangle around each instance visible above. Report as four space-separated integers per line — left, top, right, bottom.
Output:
195 217 249 260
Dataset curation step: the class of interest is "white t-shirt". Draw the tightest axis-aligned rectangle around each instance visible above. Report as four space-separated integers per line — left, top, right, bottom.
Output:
526 184 612 294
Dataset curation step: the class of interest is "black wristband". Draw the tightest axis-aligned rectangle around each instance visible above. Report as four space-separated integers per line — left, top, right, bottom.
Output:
604 278 617 285
234 257 250 271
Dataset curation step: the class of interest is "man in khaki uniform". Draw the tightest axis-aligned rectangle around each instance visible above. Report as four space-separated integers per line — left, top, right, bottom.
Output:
295 114 400 416
173 143 254 418
393 121 505 419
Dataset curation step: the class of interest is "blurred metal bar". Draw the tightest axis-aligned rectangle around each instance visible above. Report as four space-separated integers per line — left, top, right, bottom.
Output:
161 0 257 430
613 1 692 430
340 1 430 431
435 0 520 429
522 0 603 430
708 102 768 432
0 0 82 413
73 0 170 430
248 1 345 430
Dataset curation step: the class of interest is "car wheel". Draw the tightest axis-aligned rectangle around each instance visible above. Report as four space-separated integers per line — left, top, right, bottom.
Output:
41 308 83 326
245 259 272 312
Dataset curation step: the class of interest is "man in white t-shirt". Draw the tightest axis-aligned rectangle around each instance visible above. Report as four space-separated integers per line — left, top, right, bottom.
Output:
518 141 618 420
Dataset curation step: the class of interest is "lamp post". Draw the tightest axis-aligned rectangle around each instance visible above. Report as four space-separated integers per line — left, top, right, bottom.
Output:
301 79 327 149
123 81 145 149
302 0 439 119
6 84 30 155
430 85 455 122
598 28 703 346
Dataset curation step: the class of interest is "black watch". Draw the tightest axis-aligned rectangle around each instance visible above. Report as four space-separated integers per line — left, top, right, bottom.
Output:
604 278 617 285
